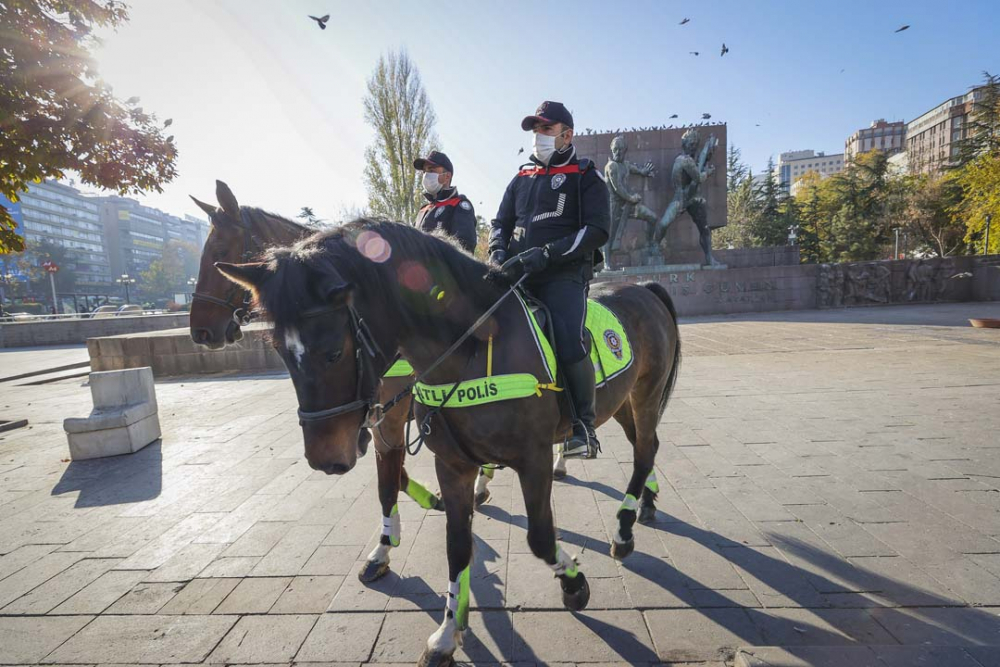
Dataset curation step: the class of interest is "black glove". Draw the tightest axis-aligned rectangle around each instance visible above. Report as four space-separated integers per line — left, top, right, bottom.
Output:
500 246 549 280
489 249 508 267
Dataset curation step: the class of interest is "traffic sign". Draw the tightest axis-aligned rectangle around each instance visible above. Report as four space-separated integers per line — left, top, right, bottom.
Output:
41 260 58 273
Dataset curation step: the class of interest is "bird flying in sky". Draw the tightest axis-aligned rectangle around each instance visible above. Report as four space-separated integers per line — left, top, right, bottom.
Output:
679 18 690 25
895 25 910 33
702 113 712 119
690 51 699 56
517 147 524 155
721 43 729 56
309 14 330 30
669 114 679 119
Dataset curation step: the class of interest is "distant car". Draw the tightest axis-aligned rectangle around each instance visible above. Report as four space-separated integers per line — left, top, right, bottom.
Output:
90 305 119 319
116 304 142 316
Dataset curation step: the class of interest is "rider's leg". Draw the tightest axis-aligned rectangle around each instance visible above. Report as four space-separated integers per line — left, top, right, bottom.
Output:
531 276 597 459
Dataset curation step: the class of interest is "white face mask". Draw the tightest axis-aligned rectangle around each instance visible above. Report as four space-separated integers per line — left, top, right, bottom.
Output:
533 133 556 165
422 171 443 195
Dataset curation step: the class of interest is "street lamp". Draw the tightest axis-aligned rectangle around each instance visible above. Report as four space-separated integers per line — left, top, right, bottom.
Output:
116 273 136 304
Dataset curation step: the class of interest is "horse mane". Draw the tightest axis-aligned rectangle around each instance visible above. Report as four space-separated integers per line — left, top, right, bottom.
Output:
242 207 310 236
253 219 507 333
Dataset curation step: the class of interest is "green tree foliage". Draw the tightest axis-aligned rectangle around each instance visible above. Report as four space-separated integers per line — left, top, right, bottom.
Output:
139 239 198 299
28 239 77 293
901 173 966 257
715 146 761 249
754 156 790 246
956 71 1000 165
953 152 1000 254
0 0 178 253
361 50 439 224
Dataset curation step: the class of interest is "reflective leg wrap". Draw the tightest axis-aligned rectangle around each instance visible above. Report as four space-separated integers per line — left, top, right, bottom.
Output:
617 493 639 519
405 478 438 510
381 504 401 547
480 466 495 480
445 565 471 631
548 545 579 579
645 471 660 494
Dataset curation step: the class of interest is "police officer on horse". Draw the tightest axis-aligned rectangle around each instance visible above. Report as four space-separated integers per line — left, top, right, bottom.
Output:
489 101 611 459
413 151 478 253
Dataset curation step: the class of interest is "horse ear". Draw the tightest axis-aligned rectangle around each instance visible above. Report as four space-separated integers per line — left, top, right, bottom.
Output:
318 272 353 303
215 180 240 220
215 261 269 289
189 195 218 220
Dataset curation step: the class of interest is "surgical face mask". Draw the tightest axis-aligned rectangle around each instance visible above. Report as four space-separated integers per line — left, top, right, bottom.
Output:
533 132 557 164
422 171 443 195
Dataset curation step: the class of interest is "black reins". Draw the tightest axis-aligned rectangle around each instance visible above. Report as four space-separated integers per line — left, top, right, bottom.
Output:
293 273 529 440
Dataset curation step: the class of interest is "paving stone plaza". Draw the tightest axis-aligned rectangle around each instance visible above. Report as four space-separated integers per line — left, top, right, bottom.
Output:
2 302 1000 666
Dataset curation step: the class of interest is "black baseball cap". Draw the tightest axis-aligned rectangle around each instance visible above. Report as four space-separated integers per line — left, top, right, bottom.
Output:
413 150 454 174
521 101 574 131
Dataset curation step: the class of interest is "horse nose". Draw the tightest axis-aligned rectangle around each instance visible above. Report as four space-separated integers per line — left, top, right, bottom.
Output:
311 460 353 475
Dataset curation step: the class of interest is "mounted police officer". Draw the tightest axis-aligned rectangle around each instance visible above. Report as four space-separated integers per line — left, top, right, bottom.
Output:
489 101 610 459
413 151 477 253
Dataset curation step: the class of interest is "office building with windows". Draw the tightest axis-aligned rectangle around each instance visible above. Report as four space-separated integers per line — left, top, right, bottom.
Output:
845 119 906 162
14 180 114 294
906 87 984 173
773 150 844 195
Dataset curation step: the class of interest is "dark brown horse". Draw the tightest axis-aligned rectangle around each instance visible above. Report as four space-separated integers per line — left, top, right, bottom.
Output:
188 181 443 582
216 220 680 666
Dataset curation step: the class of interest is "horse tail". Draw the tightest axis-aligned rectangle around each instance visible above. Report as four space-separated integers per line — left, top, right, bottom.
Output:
641 282 681 419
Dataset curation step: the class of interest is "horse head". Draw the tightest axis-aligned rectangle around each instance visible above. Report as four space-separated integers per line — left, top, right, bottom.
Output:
189 180 254 349
216 239 386 475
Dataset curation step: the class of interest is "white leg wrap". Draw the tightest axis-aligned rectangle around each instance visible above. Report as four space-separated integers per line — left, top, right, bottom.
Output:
613 528 629 545
553 450 567 476
381 509 401 546
367 541 391 565
474 472 491 497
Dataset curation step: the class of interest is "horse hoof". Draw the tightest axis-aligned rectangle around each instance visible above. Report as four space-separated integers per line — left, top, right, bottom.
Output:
474 489 491 507
432 494 446 512
357 559 390 583
553 466 567 480
417 648 456 667
610 538 635 560
561 572 590 611
638 505 657 525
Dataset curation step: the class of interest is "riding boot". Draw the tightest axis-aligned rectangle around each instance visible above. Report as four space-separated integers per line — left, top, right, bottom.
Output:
561 357 599 459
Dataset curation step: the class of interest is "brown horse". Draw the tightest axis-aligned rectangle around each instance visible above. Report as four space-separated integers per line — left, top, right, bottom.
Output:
188 181 443 582
216 220 681 667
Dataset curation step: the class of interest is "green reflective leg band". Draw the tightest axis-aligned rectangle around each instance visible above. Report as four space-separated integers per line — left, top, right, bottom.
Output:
645 471 660 494
549 545 579 579
381 504 401 547
405 479 438 510
617 493 639 519
480 466 495 480
446 565 471 630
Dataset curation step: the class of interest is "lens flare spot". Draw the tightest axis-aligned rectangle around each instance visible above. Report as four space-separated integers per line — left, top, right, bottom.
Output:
437 291 446 300
357 230 391 263
399 261 432 292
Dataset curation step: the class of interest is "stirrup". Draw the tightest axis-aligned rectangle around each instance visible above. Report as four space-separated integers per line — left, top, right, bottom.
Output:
562 424 591 459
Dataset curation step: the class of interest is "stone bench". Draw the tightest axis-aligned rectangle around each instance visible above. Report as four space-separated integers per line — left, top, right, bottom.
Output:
63 367 161 460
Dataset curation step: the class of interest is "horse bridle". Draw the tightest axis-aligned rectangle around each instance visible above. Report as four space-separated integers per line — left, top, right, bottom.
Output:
192 209 263 327
295 302 391 428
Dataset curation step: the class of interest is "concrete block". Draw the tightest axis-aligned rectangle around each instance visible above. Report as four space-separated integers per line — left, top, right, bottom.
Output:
62 367 161 461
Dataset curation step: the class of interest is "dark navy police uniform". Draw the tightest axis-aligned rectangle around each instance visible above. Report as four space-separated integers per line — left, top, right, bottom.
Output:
489 149 610 363
415 187 478 254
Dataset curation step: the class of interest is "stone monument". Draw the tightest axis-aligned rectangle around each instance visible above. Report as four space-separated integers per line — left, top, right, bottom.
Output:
575 124 727 269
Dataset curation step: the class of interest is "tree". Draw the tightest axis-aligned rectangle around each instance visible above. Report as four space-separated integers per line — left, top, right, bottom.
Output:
29 240 78 293
139 239 198 299
0 0 178 254
297 206 326 228
956 71 1000 165
900 174 966 257
953 152 1000 254
716 145 761 249
754 156 787 245
362 50 439 224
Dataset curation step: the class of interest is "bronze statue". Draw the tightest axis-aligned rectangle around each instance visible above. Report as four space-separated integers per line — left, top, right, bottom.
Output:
604 135 657 257
653 128 720 266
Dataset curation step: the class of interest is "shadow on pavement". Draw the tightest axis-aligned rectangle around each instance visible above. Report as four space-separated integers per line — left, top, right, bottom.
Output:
51 440 162 507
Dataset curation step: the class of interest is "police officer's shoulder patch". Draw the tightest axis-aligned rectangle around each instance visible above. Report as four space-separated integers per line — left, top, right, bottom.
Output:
578 158 593 171
460 200 472 211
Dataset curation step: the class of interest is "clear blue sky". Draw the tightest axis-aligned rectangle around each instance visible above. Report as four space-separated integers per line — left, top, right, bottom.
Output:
91 0 1000 223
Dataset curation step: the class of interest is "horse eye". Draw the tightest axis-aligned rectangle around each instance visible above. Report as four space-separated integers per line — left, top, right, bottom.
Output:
326 350 342 364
